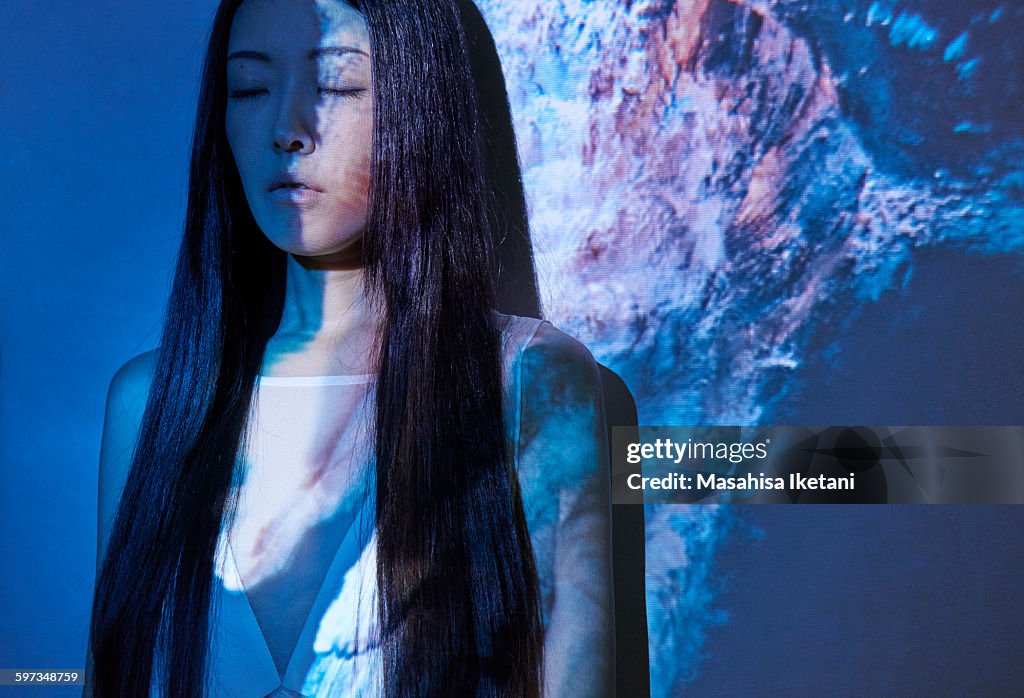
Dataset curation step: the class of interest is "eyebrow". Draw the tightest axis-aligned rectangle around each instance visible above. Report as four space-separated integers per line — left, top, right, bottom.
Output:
227 46 368 63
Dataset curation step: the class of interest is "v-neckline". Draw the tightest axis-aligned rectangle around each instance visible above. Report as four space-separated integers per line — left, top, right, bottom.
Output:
220 492 376 692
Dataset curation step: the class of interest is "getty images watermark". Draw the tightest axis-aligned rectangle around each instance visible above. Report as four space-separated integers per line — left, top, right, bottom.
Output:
611 426 1024 504
624 436 853 492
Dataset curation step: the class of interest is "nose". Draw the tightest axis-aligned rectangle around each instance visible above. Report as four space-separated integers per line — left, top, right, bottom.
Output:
272 89 315 155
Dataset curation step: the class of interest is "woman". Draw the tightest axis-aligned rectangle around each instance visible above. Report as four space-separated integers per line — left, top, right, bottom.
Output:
86 0 613 695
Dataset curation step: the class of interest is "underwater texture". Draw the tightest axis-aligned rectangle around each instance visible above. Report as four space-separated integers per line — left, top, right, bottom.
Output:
473 0 1023 694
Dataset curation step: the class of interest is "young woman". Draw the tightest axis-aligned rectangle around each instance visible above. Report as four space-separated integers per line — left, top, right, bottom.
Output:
86 1 613 695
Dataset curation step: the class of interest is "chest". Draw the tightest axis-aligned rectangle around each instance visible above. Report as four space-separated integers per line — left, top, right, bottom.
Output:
222 378 376 675
208 329 565 687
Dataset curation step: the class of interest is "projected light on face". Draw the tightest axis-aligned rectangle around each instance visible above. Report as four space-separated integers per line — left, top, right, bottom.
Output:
226 0 373 263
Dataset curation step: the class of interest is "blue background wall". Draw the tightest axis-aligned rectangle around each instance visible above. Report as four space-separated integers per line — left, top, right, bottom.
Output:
0 0 214 684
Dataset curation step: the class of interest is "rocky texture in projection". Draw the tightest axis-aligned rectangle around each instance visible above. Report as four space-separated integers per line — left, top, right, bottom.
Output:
475 0 1023 693
477 0 1022 426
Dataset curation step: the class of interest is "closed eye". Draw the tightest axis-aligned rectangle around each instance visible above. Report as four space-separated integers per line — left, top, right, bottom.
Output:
318 87 366 99
227 87 366 101
228 88 268 101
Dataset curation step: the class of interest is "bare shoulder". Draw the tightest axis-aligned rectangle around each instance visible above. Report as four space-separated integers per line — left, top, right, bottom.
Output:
101 348 158 477
520 322 603 407
517 322 606 484
108 349 158 408
97 350 158 563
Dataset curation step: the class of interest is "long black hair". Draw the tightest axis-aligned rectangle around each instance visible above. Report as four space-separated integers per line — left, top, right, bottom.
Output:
88 1 543 695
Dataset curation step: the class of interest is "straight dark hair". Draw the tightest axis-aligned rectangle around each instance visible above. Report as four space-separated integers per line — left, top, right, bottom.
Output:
87 1 543 695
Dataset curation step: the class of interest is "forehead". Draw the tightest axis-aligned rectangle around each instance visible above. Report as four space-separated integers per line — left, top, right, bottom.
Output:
228 0 369 55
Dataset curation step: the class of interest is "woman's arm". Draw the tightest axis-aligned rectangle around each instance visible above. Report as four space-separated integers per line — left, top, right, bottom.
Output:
517 323 615 697
83 351 156 696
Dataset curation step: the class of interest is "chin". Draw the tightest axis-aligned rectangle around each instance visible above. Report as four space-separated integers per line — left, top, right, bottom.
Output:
263 229 364 262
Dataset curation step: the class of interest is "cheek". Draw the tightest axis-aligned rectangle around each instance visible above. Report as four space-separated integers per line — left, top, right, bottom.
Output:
225 113 241 162
225 112 261 183
349 146 372 201
351 112 374 199
323 122 373 203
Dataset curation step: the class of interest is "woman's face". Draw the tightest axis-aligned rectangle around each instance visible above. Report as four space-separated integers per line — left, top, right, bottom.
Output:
226 0 373 262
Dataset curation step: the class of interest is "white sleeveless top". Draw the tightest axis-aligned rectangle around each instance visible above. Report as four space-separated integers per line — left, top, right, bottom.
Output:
210 368 380 698
193 312 613 697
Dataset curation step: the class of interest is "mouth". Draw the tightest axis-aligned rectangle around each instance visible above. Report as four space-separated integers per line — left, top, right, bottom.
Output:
268 176 323 193
268 175 323 204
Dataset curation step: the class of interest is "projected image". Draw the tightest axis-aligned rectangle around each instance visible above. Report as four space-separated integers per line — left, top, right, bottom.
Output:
474 0 1023 694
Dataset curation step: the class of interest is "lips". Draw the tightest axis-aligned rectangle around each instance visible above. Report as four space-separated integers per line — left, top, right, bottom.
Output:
267 173 323 204
268 174 322 192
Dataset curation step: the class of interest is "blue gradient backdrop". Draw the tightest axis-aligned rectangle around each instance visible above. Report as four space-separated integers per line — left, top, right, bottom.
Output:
1 2 214 690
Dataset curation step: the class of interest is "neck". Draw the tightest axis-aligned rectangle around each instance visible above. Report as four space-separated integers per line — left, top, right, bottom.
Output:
265 253 383 374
